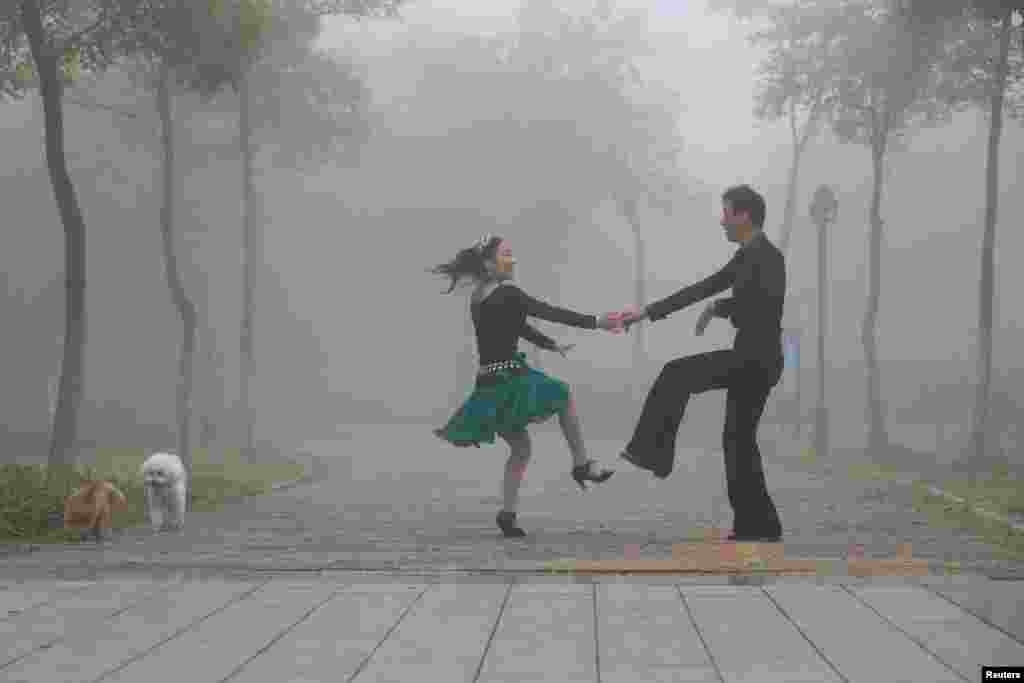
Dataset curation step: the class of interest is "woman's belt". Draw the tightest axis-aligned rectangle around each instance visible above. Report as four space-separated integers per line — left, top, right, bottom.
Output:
476 354 527 385
478 358 525 375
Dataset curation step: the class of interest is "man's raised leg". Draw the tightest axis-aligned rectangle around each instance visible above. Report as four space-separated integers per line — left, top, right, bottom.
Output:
623 350 734 478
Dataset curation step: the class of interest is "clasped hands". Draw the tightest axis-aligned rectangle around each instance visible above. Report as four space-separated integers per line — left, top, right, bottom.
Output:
597 301 720 336
556 302 717 359
595 306 643 334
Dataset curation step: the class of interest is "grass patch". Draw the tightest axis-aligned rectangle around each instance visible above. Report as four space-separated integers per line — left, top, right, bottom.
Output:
0 448 304 545
936 467 1024 519
843 458 1024 559
911 481 1024 562
793 447 1024 560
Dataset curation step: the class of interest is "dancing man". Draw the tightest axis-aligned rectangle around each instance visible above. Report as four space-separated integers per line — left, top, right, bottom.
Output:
619 185 786 542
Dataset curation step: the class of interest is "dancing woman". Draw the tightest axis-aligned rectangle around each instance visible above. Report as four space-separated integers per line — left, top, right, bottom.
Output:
430 235 617 537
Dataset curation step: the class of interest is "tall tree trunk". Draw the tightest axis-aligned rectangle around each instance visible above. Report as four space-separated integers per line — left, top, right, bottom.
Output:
22 0 87 498
778 146 801 258
452 294 476 411
813 213 829 459
620 198 645 372
239 71 256 458
198 326 217 451
863 126 888 456
778 105 818 440
968 8 1012 480
157 63 198 508
778 99 818 258
48 367 59 428
205 324 225 451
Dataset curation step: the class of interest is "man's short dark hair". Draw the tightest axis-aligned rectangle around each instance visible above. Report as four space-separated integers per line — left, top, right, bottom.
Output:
722 185 766 229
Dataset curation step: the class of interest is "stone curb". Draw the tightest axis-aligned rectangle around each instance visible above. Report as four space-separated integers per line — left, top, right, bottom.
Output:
0 567 989 587
0 544 37 557
0 559 997 581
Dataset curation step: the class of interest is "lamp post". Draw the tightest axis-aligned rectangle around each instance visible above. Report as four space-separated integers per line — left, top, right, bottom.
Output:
782 327 801 438
809 185 838 459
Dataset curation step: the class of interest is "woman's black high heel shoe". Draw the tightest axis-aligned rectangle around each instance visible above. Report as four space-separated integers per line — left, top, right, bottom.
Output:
571 459 614 490
496 511 526 538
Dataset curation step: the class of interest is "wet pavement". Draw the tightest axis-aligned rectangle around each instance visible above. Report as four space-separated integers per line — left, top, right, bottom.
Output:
3 425 1020 580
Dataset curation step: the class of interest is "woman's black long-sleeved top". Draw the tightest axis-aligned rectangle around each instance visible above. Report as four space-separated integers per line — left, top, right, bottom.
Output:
470 284 597 365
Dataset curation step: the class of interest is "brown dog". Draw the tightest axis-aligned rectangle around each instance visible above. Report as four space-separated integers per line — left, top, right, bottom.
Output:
63 480 129 541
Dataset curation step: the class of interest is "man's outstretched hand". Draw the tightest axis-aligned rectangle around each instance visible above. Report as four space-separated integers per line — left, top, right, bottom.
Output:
617 306 645 333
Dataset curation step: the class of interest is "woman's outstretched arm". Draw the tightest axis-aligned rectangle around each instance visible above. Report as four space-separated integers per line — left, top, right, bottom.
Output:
506 285 598 329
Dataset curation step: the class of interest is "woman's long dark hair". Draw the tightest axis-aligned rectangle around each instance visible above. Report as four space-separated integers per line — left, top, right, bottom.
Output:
428 235 503 294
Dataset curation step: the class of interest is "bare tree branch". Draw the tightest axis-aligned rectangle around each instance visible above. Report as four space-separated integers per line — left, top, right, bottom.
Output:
49 11 108 55
65 94 139 118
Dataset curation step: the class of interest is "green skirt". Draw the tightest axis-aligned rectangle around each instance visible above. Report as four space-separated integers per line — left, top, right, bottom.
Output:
434 352 570 448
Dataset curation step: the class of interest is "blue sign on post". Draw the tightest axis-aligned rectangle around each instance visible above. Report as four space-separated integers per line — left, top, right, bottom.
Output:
783 330 799 370
782 328 802 437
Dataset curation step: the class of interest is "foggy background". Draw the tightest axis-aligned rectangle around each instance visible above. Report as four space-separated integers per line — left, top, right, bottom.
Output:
2 0 1022 467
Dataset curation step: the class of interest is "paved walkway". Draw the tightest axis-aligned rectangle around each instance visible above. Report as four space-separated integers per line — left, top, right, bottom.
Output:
1 572 1022 682
4 426 1021 578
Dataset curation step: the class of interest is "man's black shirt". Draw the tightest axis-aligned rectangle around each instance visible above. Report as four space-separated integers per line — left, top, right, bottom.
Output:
644 231 785 368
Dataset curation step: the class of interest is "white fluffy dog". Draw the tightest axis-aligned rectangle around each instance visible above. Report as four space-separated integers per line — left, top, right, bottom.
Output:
140 451 188 532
